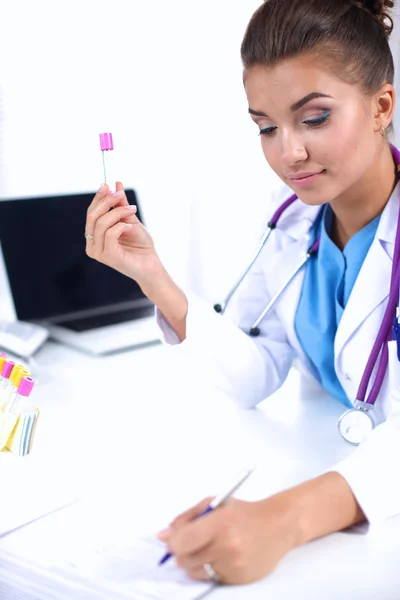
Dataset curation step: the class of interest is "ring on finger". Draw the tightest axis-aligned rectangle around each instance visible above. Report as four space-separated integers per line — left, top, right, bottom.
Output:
85 233 94 241
203 563 220 583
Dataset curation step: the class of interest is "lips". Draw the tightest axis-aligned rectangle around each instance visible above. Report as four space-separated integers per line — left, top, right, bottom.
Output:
286 170 325 188
288 171 323 181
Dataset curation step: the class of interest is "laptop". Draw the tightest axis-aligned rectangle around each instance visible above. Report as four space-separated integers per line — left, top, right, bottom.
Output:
0 190 160 355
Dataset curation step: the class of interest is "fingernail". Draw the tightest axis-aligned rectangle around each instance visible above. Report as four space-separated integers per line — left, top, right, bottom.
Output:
127 205 137 210
98 183 105 192
157 528 171 540
112 190 124 197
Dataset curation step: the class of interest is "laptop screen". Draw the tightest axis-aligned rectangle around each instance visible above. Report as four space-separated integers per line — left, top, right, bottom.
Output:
0 189 147 321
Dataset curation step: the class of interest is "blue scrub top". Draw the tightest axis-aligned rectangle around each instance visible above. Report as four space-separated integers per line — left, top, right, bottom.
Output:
294 204 381 406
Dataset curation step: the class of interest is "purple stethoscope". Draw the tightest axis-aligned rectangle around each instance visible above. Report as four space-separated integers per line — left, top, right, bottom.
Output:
214 144 400 445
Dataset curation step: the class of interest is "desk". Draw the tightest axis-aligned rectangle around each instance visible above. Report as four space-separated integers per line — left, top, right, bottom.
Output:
1 340 400 599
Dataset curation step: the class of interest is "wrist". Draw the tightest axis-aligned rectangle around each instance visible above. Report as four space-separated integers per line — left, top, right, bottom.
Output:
258 493 303 553
139 257 188 341
272 473 365 548
137 255 171 298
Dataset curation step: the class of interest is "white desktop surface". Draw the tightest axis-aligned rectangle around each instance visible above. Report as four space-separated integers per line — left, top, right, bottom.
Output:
0 339 399 599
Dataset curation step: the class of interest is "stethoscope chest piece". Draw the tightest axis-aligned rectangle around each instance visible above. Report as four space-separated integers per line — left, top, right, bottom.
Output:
338 404 375 445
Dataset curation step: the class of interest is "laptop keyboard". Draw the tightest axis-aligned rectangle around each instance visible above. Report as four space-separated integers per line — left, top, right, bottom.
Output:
0 321 38 340
53 305 155 332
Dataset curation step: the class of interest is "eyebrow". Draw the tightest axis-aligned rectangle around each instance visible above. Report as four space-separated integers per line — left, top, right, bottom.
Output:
248 92 333 118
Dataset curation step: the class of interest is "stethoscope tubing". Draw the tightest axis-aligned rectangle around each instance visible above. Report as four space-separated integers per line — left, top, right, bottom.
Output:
249 240 319 336
214 194 298 315
357 182 400 404
214 227 274 315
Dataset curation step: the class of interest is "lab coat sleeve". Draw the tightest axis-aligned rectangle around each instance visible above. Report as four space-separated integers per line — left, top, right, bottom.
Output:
330 407 400 527
155 183 310 407
155 269 296 409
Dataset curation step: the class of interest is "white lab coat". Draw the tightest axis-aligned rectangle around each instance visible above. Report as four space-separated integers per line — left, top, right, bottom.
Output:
157 181 400 527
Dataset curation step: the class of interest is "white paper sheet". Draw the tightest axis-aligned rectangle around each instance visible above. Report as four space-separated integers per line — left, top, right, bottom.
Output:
0 498 215 600
52 534 214 600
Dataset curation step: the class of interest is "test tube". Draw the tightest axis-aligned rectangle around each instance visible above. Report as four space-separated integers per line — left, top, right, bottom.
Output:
4 363 30 406
99 132 115 192
0 360 15 409
0 354 8 380
5 376 35 414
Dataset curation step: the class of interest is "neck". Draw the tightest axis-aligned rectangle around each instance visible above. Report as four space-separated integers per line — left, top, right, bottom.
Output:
330 143 397 251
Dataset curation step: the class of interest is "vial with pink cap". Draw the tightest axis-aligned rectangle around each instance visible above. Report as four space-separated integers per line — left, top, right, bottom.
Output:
0 359 15 408
3 363 31 406
4 376 35 414
99 132 116 193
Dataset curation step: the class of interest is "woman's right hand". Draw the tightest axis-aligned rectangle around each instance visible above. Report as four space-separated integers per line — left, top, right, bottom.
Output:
86 181 189 340
85 182 161 287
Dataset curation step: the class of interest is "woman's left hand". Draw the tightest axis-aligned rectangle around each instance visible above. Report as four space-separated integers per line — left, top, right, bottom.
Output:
157 495 298 585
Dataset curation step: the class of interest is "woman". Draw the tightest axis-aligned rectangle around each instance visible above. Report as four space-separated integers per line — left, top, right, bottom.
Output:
85 0 399 585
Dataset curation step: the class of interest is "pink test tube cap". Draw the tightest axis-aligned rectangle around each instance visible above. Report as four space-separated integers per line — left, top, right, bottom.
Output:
99 132 114 151
17 376 35 397
2 360 15 378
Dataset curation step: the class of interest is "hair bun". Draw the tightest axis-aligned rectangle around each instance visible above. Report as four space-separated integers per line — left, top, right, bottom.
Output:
353 1 395 36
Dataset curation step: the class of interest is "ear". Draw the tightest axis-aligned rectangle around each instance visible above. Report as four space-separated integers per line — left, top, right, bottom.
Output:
372 83 395 132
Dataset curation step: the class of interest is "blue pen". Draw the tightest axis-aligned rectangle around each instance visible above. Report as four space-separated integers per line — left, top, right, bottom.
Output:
392 308 400 361
158 466 254 566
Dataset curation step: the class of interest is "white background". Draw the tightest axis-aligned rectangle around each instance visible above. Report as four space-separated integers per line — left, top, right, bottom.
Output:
0 0 399 314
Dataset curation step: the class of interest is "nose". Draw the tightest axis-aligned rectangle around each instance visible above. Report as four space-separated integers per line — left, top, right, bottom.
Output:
280 131 308 166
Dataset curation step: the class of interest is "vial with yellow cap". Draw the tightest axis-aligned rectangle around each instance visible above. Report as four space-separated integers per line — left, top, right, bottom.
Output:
0 354 8 381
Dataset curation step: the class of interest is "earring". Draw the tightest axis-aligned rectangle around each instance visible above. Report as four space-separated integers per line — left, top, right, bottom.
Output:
380 126 386 137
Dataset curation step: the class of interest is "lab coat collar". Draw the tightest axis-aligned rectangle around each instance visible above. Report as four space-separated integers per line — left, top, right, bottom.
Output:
376 180 400 246
274 180 400 363
335 181 400 358
272 180 400 246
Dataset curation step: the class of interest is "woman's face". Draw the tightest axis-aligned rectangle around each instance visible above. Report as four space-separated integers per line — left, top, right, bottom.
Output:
244 55 378 205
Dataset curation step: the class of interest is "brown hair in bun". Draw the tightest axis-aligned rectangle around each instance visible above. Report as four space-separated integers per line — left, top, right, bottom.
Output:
352 1 395 37
241 0 396 94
